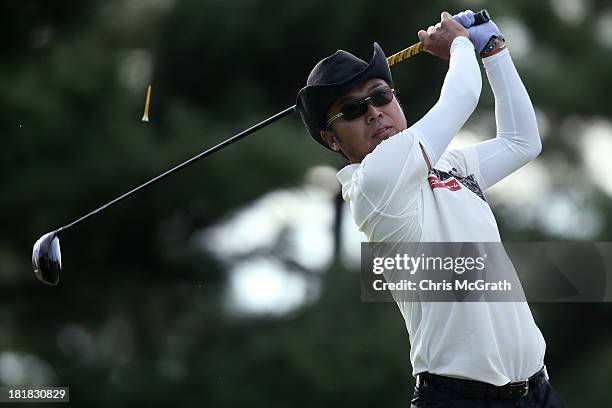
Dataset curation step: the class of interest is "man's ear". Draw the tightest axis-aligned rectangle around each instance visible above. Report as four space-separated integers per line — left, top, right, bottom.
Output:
320 129 339 151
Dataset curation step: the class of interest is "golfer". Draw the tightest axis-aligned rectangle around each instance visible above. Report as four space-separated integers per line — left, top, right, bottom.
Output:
296 10 565 407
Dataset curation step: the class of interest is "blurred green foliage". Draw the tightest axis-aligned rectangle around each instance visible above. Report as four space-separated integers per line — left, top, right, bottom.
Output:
2 0 612 406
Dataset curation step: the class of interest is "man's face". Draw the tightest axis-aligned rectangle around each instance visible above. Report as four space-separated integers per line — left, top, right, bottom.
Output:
320 78 407 163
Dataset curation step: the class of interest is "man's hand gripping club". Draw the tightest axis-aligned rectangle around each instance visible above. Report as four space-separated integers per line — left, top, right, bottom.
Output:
417 12 470 60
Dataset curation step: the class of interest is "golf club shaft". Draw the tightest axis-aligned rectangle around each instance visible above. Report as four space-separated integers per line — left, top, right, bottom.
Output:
58 105 296 233
55 10 490 234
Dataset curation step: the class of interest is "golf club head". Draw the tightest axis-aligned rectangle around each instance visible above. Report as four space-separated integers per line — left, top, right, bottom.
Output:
32 230 62 286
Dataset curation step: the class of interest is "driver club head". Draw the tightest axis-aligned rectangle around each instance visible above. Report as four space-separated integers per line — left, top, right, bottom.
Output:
32 230 62 286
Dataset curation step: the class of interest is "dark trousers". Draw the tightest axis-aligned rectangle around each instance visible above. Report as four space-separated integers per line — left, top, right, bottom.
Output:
411 378 565 408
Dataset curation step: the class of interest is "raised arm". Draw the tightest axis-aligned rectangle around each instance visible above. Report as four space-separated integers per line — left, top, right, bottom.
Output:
474 49 541 188
411 13 482 167
455 10 542 189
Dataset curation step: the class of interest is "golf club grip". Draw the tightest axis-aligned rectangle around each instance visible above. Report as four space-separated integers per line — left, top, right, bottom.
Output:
386 9 490 67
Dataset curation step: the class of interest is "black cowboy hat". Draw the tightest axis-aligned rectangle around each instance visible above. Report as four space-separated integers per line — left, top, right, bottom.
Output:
296 42 393 149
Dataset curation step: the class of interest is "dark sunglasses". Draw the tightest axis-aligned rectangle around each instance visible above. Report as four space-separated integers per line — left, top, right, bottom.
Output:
325 87 396 128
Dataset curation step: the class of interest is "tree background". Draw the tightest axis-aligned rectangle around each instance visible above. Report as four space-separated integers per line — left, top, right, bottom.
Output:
2 0 612 406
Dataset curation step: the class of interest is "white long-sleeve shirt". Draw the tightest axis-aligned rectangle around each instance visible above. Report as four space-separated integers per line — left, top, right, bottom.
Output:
337 37 545 385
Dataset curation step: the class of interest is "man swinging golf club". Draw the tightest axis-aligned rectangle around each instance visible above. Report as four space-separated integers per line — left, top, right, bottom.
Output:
296 10 565 407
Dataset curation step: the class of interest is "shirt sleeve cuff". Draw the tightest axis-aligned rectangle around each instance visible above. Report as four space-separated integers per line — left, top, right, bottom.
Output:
482 48 510 67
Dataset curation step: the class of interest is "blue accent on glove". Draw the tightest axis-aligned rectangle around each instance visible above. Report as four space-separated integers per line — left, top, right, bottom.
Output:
453 10 503 54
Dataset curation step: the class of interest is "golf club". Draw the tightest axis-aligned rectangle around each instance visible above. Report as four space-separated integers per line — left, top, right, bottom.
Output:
32 9 490 286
